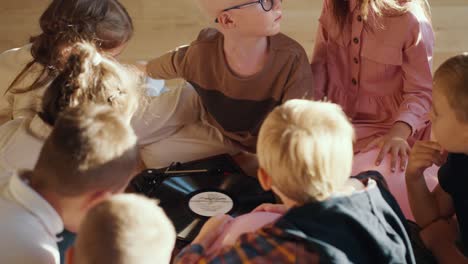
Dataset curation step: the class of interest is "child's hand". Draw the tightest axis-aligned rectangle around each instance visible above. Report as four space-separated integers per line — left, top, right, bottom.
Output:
253 203 289 215
192 214 233 248
363 135 410 172
420 218 458 252
363 122 412 172
406 141 445 181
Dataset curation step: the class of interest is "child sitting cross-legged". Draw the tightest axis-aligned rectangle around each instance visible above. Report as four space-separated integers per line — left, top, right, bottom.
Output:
0 104 139 264
138 0 313 169
175 99 415 264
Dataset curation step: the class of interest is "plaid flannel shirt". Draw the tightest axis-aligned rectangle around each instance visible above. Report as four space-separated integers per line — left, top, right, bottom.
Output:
175 224 320 264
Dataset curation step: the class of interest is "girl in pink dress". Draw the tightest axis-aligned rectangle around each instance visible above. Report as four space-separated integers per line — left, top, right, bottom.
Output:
311 0 436 219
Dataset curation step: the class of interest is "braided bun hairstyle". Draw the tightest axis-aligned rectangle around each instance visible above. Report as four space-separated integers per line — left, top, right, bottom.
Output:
39 42 143 126
9 0 133 93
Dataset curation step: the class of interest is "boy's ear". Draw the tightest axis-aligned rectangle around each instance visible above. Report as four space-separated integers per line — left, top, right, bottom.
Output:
257 168 272 191
217 12 236 29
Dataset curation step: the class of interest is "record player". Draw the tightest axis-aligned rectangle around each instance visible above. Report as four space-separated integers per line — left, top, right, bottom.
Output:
131 154 275 242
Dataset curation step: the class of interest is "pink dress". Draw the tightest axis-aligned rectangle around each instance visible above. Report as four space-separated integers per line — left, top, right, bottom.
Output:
311 0 436 219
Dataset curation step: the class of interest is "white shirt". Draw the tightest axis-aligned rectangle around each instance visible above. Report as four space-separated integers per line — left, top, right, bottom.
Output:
0 115 49 179
0 44 45 125
0 173 63 264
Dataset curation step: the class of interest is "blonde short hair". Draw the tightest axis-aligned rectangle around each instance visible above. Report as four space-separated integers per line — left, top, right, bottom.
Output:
33 104 139 197
74 194 176 264
257 99 354 204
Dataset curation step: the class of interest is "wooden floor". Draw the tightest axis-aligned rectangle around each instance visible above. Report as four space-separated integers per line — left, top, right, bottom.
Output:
0 0 467 69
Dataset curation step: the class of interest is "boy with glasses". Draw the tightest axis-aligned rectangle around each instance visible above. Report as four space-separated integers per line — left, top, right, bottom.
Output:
139 0 313 163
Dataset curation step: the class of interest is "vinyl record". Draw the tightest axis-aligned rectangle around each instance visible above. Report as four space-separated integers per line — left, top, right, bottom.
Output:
158 172 271 241
131 154 275 242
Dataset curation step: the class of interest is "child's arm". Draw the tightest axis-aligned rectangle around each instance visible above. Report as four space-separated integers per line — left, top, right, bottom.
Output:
310 1 329 101
421 219 468 264
406 141 454 227
0 93 13 125
144 45 190 80
364 18 434 172
395 17 434 143
175 215 232 263
175 215 321 263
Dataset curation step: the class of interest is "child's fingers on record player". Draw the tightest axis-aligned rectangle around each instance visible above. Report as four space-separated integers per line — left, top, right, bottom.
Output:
193 214 233 246
253 203 288 215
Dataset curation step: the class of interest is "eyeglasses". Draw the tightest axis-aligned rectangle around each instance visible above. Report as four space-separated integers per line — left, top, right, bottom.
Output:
214 0 278 23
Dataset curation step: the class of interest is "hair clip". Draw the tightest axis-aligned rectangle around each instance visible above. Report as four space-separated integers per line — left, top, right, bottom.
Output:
108 88 124 103
92 53 103 66
107 95 116 103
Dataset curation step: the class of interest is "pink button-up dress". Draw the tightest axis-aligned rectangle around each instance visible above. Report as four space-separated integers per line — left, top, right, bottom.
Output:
312 0 434 150
311 0 436 219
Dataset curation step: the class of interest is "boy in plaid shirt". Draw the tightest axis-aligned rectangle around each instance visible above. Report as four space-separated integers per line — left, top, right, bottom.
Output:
176 100 415 263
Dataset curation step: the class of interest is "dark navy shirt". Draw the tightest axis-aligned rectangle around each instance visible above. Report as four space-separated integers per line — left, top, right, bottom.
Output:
438 153 468 254
275 174 415 264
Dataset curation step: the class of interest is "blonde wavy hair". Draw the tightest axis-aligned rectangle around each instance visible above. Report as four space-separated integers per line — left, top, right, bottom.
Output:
332 0 431 29
39 41 145 126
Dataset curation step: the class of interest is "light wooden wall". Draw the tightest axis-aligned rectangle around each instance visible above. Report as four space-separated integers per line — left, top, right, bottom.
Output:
0 0 466 69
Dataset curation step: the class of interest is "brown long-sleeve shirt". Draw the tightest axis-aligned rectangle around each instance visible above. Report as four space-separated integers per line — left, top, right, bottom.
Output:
147 28 313 152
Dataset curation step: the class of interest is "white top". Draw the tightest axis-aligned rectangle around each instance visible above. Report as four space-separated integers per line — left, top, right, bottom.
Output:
0 173 63 264
0 44 45 125
0 115 49 179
